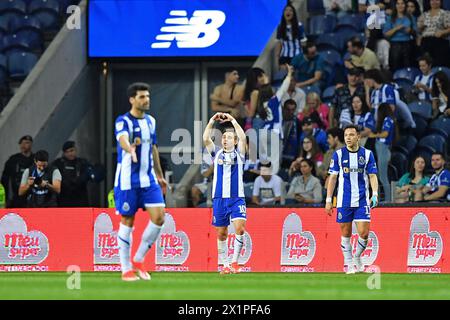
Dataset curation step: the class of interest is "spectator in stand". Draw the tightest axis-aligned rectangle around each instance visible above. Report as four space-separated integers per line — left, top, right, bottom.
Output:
298 92 330 130
383 0 417 71
210 67 244 122
281 99 302 171
286 159 323 204
407 0 422 62
329 67 366 128
407 0 422 19
280 76 306 115
190 150 214 207
369 103 397 202
275 3 307 70
251 163 283 206
291 41 325 91
243 67 269 131
339 95 376 146
413 54 434 101
345 36 381 71
417 0 450 68
431 71 450 118
1 135 34 208
324 0 353 18
418 152 450 202
317 128 345 182
289 135 324 177
300 116 329 153
395 155 430 203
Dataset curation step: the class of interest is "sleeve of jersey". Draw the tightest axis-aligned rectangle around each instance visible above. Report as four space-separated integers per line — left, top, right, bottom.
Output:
385 86 396 105
367 151 378 174
328 151 340 175
151 118 158 145
366 113 376 131
440 171 450 187
382 118 392 132
115 116 129 142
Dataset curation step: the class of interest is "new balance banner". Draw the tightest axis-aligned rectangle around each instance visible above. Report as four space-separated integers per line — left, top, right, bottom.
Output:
88 0 285 57
0 207 449 273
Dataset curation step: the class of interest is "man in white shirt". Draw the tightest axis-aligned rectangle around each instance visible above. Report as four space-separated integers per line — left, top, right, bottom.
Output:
251 163 283 205
280 76 306 115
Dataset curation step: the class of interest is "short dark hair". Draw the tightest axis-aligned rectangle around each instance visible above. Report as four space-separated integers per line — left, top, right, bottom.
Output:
327 127 344 143
219 121 236 135
418 53 433 66
283 99 297 109
127 82 150 98
225 67 238 74
259 162 272 169
349 36 364 49
304 40 316 51
432 152 446 161
343 124 360 134
34 150 49 162
364 69 384 84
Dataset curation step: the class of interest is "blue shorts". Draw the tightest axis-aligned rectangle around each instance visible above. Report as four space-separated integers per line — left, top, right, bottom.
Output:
337 206 371 223
212 197 247 227
114 184 165 216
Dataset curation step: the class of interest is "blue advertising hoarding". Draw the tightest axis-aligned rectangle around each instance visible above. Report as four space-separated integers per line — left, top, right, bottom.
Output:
88 0 285 58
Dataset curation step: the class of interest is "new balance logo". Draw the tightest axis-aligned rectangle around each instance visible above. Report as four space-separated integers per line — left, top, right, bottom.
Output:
151 10 226 49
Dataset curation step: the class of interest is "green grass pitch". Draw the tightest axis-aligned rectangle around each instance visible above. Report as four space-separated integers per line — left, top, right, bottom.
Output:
1 272 450 300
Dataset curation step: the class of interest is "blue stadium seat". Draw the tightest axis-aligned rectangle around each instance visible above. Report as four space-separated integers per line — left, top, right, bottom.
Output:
1 34 32 55
322 85 335 102
28 0 60 30
390 151 408 177
393 67 420 82
0 11 26 31
0 18 8 33
9 15 41 33
444 0 450 10
7 51 38 80
408 101 432 119
412 114 428 139
336 13 366 32
319 49 342 67
334 24 360 35
394 134 417 154
388 163 398 182
417 134 447 154
316 33 342 52
302 85 322 96
307 0 325 15
428 116 450 139
432 66 450 80
335 29 359 52
308 15 336 36
0 0 27 14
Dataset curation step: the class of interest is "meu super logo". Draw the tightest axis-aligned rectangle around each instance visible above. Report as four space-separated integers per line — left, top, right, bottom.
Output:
151 10 226 49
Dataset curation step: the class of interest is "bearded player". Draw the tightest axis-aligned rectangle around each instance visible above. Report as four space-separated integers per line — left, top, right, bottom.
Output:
203 112 247 274
325 124 379 274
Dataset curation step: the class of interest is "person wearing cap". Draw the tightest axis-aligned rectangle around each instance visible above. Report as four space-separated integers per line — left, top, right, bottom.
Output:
51 141 95 207
329 67 365 129
1 135 34 207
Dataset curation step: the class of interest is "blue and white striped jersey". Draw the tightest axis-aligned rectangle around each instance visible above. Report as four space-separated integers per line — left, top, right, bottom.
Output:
114 112 158 191
210 146 245 199
427 169 450 201
328 146 378 208
370 84 396 121
413 73 434 101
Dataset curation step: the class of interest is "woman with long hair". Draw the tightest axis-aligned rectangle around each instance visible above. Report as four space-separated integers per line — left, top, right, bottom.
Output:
297 92 329 129
288 135 324 177
339 95 376 146
431 71 450 118
406 0 422 64
383 0 417 70
275 3 307 69
395 155 430 203
242 67 268 130
370 103 397 202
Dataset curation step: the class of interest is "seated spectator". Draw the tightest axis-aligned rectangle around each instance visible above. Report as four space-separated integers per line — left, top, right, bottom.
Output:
300 117 329 153
345 36 381 71
243 67 269 131
286 159 323 204
431 71 450 118
395 155 430 203
383 0 417 71
210 67 244 121
243 158 260 183
317 128 345 181
275 3 307 69
324 0 352 18
291 41 325 90
251 163 283 205
417 0 450 68
339 95 376 146
298 92 329 129
329 67 366 128
289 135 324 176
190 150 214 207
280 76 306 114
417 152 450 202
18 150 61 208
413 54 434 101
282 99 302 170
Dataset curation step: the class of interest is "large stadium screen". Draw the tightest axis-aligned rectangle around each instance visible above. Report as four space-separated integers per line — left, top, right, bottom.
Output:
88 0 284 58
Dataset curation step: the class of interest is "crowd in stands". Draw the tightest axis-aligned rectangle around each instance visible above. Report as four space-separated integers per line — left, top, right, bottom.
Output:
190 0 450 207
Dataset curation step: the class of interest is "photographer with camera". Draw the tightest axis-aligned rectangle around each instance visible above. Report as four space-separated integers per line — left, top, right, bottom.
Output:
18 150 61 208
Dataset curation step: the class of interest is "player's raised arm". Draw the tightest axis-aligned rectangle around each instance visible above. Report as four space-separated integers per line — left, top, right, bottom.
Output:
222 113 246 156
203 113 221 155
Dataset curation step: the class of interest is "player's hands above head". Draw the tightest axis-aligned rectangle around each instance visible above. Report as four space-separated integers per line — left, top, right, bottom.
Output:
370 194 378 209
221 113 235 122
210 113 224 123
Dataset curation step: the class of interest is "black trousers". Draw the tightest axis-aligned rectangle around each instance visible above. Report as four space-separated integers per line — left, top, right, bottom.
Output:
421 36 450 68
389 41 412 71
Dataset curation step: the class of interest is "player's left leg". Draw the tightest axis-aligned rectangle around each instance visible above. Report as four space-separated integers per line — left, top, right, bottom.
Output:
353 206 371 272
230 197 247 273
132 185 166 280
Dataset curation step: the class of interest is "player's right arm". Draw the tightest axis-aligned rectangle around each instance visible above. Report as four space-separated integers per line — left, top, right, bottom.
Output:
325 151 340 216
116 117 137 163
203 113 221 155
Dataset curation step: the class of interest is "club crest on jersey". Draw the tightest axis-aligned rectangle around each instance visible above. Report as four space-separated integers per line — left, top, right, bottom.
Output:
359 156 365 165
122 202 130 212
134 137 141 146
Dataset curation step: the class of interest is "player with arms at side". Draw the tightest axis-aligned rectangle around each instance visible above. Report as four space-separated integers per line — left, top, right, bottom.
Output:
325 124 379 274
114 82 168 281
203 112 247 274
